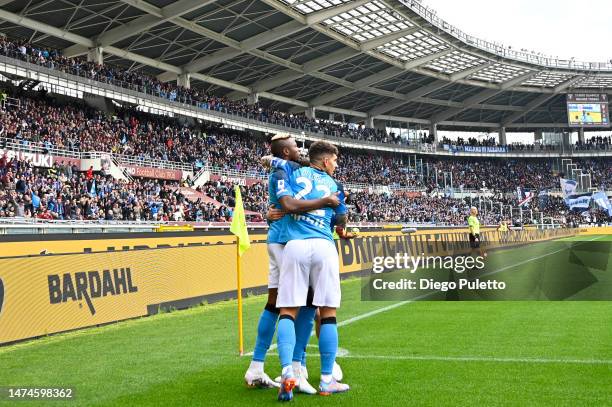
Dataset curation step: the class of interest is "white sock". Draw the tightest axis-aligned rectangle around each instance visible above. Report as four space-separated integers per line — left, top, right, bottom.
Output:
281 365 293 377
321 374 333 383
292 361 302 375
249 360 264 372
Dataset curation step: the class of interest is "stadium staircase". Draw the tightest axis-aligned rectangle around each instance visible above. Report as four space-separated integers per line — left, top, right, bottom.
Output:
190 167 210 188
110 156 132 182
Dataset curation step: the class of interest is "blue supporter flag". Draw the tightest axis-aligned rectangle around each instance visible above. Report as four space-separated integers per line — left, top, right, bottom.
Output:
89 180 96 197
592 192 612 216
566 194 592 211
31 192 40 209
538 190 549 210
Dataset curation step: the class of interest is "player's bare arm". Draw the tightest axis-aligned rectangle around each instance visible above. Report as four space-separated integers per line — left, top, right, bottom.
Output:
266 205 285 221
278 192 340 214
260 154 309 170
334 214 357 239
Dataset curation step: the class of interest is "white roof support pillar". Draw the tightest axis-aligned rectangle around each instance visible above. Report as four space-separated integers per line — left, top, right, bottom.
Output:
247 93 259 105
499 127 507 145
430 123 439 143
177 73 191 89
305 106 316 119
87 47 104 64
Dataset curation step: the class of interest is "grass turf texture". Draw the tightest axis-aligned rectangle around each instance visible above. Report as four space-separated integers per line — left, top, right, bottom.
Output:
0 236 610 406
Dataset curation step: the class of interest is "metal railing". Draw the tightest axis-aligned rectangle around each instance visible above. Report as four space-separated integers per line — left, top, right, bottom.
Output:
0 136 81 159
402 0 612 72
1 135 427 190
0 217 491 235
86 151 192 172
204 165 426 192
0 137 193 172
0 218 268 235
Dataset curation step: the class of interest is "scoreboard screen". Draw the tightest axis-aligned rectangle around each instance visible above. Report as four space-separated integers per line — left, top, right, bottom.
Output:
567 94 609 127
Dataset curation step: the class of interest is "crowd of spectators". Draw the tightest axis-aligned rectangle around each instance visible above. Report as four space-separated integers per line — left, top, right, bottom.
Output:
347 192 487 224
440 136 498 147
1 153 610 226
5 35 612 158
0 69 609 226
0 37 409 145
0 155 270 222
2 91 612 194
421 159 557 192
575 136 612 151
506 143 560 151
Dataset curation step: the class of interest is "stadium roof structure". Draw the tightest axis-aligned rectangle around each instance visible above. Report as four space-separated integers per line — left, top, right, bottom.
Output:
1 0 612 131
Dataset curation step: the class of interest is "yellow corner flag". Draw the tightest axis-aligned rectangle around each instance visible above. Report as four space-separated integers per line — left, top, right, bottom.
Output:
230 185 251 256
229 185 250 355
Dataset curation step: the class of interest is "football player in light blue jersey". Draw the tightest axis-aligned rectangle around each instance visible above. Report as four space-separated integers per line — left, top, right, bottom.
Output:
244 135 339 391
264 155 350 393
275 141 350 401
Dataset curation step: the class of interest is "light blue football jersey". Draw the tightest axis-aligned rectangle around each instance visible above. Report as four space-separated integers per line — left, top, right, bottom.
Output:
267 159 299 244
284 166 346 242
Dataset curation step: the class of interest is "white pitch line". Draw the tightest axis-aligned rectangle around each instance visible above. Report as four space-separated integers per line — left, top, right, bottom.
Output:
244 235 603 357
341 354 612 365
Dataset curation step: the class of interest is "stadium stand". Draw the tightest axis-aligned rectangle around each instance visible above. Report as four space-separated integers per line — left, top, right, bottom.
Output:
3 151 609 225
0 25 609 228
0 37 404 146
4 35 609 156
2 89 610 193
0 155 270 222
2 88 611 226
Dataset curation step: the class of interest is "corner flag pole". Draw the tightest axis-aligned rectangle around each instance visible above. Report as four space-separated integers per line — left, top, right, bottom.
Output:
236 236 244 356
230 185 250 356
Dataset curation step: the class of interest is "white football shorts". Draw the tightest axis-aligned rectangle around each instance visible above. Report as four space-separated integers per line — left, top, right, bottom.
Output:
267 243 285 289
276 238 340 308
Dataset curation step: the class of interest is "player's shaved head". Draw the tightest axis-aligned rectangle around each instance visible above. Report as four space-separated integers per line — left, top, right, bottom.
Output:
270 135 299 160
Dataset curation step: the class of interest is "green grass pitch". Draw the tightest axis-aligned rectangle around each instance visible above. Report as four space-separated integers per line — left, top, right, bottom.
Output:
0 236 610 406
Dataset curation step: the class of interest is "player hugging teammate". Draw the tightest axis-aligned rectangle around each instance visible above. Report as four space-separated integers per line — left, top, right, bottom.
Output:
243 135 353 401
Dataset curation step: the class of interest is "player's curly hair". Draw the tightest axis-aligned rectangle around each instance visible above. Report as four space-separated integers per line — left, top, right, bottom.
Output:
308 141 338 163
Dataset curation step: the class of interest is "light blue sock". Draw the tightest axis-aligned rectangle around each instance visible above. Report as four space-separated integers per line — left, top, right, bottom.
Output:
252 308 279 362
293 306 316 363
277 315 296 369
319 318 338 375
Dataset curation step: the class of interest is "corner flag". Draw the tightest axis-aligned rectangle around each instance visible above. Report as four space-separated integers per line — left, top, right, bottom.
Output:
230 185 251 256
229 185 250 355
